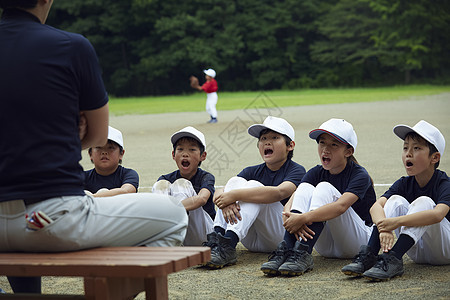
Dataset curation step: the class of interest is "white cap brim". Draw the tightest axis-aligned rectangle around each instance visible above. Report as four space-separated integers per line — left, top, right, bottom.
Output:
248 116 295 141
171 126 206 149
393 120 445 156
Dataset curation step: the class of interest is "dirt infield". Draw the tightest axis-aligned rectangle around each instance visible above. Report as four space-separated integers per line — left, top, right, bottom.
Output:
1 93 449 298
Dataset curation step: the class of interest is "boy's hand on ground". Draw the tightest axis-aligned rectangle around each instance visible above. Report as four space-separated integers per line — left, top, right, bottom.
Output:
379 231 395 252
222 203 241 225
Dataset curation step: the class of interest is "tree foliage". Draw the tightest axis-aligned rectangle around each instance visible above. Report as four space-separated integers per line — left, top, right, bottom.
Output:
8 0 446 96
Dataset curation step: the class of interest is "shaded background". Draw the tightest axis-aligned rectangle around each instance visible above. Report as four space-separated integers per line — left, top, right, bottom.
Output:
3 0 447 96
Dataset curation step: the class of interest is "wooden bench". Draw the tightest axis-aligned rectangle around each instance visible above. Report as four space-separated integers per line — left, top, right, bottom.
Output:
0 246 210 300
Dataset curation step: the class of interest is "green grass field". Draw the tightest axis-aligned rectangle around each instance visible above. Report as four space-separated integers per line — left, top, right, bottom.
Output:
109 84 450 116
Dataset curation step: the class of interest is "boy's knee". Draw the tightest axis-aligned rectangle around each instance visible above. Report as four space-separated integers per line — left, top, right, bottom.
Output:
172 178 192 188
224 176 248 191
311 181 340 205
315 181 336 192
409 196 435 212
246 180 264 188
152 180 171 194
385 195 409 210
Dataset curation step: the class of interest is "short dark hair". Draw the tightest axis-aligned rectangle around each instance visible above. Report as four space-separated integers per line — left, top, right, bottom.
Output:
405 132 440 168
259 129 294 160
173 137 205 167
0 0 38 9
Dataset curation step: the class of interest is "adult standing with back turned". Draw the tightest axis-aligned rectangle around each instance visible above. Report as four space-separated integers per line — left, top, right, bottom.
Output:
0 0 188 294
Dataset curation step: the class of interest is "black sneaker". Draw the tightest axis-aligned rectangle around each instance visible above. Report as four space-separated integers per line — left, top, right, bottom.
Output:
363 251 404 281
202 232 219 248
278 241 313 276
205 233 237 269
341 245 377 276
260 240 289 275
202 232 219 266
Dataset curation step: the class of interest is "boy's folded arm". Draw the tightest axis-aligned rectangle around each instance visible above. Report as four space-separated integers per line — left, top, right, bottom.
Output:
369 196 388 225
234 181 297 204
93 184 136 197
299 192 358 223
395 203 449 227
182 188 210 211
283 193 295 213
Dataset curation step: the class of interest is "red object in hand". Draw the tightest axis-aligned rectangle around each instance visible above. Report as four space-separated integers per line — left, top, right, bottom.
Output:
26 211 53 231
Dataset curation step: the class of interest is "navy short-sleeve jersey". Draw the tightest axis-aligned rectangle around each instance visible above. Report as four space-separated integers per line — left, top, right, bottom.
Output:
158 168 216 220
237 159 306 206
382 170 450 221
302 160 376 226
0 9 108 202
84 166 139 193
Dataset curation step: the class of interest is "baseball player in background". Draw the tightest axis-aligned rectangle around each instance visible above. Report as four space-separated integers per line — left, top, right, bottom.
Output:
342 120 450 281
203 116 306 269
261 118 376 276
190 68 219 123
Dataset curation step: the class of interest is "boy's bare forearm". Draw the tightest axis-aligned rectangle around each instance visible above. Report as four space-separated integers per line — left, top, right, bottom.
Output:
182 189 210 211
370 197 388 225
393 205 447 228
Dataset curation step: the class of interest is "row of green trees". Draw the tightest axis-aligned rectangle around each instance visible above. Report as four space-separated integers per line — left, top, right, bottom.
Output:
24 1 450 95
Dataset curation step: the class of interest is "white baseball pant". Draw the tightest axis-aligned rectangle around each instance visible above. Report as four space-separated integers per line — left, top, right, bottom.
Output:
152 178 214 246
205 92 218 118
384 195 450 265
213 176 285 252
0 193 188 252
290 182 373 258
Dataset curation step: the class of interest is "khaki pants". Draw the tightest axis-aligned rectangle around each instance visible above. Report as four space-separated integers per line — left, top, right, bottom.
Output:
0 193 188 252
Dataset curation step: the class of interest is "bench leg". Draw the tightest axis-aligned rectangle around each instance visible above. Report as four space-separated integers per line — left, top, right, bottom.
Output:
144 277 168 300
84 277 144 300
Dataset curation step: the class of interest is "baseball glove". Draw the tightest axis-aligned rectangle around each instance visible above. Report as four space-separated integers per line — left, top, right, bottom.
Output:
190 76 200 89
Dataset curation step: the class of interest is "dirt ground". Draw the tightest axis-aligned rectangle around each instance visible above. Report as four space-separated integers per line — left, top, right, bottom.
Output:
1 93 449 299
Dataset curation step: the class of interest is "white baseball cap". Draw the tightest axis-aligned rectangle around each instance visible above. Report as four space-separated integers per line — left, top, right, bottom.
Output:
248 116 295 141
203 68 216 78
393 120 445 156
171 126 206 149
108 126 124 148
309 118 357 150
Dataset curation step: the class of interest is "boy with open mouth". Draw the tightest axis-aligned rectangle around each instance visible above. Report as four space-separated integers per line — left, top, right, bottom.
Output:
342 120 450 281
203 116 306 269
153 126 216 246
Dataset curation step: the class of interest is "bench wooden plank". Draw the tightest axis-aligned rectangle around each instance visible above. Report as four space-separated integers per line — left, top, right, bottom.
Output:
0 247 210 300
0 247 210 277
0 295 85 300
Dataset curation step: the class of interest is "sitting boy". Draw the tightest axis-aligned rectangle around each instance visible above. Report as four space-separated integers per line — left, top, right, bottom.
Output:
153 126 216 246
84 126 139 197
204 116 306 268
342 120 450 281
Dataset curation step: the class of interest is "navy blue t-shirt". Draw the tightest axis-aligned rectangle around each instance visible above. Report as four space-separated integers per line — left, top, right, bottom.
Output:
158 168 216 220
84 166 139 193
238 159 306 206
302 160 376 226
0 9 108 202
382 169 450 222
